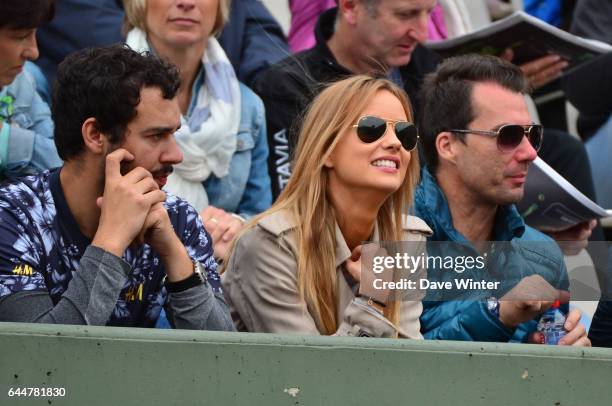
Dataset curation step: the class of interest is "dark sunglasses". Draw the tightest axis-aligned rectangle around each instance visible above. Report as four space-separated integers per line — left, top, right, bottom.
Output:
449 124 544 152
352 115 419 151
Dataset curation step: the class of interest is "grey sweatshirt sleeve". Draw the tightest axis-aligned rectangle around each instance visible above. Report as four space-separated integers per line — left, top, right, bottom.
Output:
166 280 235 331
0 245 130 325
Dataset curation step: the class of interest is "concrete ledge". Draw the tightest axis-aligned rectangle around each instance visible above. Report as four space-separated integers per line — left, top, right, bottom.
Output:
1 322 611 405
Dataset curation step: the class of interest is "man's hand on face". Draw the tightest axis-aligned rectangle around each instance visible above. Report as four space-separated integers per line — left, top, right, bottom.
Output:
498 274 569 328
501 48 569 90
528 308 591 347
200 206 244 261
545 219 597 256
92 149 166 257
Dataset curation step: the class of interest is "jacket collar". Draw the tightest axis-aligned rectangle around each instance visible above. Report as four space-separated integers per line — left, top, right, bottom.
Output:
416 167 525 242
334 222 358 268
256 209 375 267
313 8 352 76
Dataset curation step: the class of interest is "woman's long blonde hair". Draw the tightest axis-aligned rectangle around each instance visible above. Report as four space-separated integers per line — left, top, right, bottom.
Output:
225 75 420 335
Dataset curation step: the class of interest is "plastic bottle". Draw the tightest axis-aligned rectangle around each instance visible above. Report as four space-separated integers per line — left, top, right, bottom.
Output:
537 300 567 345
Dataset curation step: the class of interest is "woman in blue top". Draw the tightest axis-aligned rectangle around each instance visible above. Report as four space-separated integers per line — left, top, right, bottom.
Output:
0 0 62 180
123 0 272 260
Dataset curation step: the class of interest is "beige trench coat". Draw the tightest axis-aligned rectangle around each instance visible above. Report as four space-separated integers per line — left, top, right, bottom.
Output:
222 210 432 338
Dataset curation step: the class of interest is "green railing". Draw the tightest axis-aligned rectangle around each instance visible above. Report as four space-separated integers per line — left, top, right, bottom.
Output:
1 322 611 405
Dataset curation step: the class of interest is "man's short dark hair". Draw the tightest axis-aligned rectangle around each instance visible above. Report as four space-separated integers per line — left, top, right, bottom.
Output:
418 54 530 173
52 44 180 161
0 0 55 29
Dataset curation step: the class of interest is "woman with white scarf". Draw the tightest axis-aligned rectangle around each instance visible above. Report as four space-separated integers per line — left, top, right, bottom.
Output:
123 0 272 260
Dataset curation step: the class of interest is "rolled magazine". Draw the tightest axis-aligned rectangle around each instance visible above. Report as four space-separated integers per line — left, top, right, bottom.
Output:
518 157 610 231
426 11 612 74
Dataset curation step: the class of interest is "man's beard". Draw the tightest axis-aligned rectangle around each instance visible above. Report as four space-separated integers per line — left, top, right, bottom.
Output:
99 145 174 190
118 160 174 178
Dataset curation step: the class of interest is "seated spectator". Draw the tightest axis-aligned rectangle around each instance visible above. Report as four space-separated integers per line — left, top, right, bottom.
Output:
415 54 589 346
33 0 287 102
287 0 335 52
0 45 233 330
438 1 601 252
566 0 612 347
564 0 612 208
428 2 595 219
0 0 62 180
123 0 272 260
34 0 125 105
219 0 289 87
255 1 571 200
222 76 431 338
428 3 448 41
255 0 441 198
288 0 447 51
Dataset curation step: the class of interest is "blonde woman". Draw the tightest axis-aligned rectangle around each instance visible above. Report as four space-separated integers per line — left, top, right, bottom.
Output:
222 76 431 338
123 0 272 260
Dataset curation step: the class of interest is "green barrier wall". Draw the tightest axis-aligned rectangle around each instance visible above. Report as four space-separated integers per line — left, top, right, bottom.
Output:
1 322 611 406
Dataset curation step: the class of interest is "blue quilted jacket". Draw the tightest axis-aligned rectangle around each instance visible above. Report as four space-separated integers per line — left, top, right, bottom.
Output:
414 168 569 342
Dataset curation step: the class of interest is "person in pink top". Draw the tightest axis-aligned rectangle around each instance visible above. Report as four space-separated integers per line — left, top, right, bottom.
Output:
427 4 448 41
288 0 336 52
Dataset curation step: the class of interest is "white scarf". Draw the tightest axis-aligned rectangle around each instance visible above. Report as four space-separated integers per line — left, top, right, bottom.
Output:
126 28 241 211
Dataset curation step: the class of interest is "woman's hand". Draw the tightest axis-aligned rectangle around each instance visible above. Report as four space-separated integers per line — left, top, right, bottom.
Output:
200 206 245 261
345 245 363 283
349 245 393 307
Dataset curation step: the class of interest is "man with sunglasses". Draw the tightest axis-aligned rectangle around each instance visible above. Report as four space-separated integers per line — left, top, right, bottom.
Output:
413 54 589 346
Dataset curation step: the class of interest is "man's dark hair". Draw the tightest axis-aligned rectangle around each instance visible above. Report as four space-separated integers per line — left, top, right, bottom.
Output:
52 44 180 161
0 0 55 29
418 54 530 173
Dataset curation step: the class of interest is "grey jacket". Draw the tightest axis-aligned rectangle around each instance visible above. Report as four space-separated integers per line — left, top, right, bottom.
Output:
222 210 432 338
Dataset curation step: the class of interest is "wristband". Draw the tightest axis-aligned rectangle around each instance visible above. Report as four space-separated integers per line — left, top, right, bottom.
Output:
487 296 500 319
164 261 207 293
